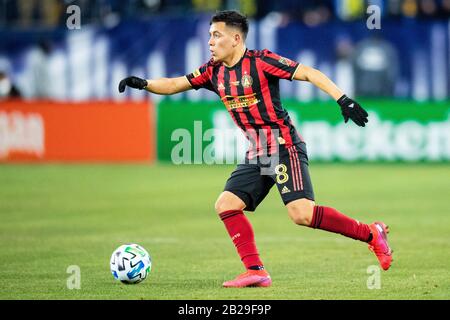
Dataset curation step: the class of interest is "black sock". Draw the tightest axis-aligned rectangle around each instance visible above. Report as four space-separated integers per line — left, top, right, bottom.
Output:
248 265 264 270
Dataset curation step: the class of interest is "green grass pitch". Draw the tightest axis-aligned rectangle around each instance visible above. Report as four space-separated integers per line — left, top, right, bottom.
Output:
0 163 449 299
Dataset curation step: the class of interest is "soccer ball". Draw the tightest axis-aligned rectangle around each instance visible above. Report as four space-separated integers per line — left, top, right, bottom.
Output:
110 243 152 284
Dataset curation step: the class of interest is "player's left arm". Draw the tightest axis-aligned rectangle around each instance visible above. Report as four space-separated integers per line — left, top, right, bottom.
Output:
293 65 369 127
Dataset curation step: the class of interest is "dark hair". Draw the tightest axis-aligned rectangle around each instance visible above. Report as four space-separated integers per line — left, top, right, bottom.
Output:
210 10 249 40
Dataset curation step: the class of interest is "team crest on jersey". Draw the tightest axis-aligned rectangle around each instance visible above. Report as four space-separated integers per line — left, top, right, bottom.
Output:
278 57 293 66
241 73 253 88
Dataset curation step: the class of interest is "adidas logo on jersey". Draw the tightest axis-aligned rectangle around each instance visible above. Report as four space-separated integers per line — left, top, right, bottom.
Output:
281 186 291 194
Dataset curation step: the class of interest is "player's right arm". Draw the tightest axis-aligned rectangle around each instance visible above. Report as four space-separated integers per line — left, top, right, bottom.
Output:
119 60 214 95
118 76 192 95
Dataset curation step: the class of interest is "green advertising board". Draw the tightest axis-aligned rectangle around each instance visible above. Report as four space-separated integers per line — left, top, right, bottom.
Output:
157 98 450 163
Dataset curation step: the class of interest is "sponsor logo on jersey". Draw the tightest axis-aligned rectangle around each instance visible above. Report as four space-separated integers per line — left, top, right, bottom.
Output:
221 93 259 110
218 82 225 91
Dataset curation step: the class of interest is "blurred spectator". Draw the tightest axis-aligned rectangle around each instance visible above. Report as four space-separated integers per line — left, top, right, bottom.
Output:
302 1 333 26
142 0 162 12
335 0 365 21
0 71 22 99
17 0 62 27
227 0 257 18
1 0 450 29
27 40 53 98
335 35 356 97
419 0 439 18
402 0 419 17
386 0 403 18
442 0 450 17
253 0 333 25
352 34 399 97
192 0 223 13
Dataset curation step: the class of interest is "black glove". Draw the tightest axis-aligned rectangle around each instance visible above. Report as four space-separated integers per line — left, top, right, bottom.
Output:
118 76 148 93
337 94 369 127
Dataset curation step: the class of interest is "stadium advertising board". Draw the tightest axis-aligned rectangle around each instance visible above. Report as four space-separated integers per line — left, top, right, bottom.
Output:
157 99 450 163
0 100 155 162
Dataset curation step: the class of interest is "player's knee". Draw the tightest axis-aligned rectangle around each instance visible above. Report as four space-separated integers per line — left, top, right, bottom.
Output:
214 198 228 214
214 200 240 214
287 199 315 226
214 192 245 214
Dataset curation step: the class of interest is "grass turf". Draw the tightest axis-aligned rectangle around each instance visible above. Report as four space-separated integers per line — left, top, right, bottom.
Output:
0 163 449 299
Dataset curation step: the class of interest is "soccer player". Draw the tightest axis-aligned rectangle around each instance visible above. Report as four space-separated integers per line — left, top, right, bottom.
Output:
118 10 393 288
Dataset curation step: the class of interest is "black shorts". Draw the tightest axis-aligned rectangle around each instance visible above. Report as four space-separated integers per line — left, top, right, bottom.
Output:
224 142 315 211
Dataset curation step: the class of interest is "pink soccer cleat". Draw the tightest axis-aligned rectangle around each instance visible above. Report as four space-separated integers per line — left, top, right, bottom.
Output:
223 269 272 288
368 222 393 270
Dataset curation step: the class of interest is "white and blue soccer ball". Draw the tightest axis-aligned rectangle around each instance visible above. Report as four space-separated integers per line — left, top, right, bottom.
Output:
110 243 152 284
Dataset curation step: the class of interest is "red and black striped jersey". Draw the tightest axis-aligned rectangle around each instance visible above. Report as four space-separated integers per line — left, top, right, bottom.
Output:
186 49 304 159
